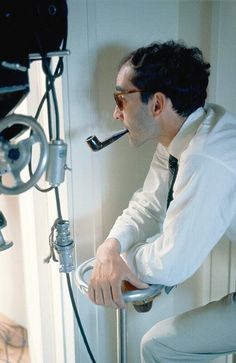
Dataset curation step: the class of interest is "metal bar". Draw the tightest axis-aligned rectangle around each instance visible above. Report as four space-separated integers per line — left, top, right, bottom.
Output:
117 308 127 363
29 50 70 60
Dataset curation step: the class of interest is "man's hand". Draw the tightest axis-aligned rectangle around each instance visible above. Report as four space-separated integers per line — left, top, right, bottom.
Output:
88 238 148 309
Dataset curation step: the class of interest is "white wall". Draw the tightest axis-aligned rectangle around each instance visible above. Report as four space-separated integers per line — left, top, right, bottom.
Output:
0 195 27 326
65 1 236 363
1 1 235 363
63 1 236 363
207 1 236 335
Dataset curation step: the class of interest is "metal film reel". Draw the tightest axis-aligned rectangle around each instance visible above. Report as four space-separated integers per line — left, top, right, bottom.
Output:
0 114 48 195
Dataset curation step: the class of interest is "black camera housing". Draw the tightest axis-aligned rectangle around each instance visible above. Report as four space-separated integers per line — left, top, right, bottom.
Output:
0 0 68 138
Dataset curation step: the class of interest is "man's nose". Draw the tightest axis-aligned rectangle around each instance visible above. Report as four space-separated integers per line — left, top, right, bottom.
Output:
113 105 123 120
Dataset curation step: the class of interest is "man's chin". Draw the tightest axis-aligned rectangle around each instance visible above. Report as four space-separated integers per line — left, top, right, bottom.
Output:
128 137 145 148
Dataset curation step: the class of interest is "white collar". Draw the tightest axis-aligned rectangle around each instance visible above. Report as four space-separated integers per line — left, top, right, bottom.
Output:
167 106 207 159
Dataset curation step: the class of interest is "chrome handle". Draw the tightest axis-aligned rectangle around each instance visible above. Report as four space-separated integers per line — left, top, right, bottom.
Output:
75 257 163 304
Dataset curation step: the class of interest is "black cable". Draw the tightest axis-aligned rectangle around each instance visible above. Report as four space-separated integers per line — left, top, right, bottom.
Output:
53 169 96 363
66 273 97 363
42 58 60 140
28 40 97 363
32 56 63 193
35 184 54 193
54 187 62 220
46 77 53 141
34 57 64 121
34 91 48 120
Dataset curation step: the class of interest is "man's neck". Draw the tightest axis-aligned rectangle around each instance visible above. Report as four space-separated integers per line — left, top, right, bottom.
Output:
160 112 186 147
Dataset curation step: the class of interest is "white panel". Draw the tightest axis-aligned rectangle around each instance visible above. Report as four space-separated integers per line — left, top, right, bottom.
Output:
209 0 236 308
214 1 236 113
209 3 236 361
64 0 105 360
65 0 236 362
95 0 179 46
0 196 27 326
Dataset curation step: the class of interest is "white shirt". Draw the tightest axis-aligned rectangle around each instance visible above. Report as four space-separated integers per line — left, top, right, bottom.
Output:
107 104 236 286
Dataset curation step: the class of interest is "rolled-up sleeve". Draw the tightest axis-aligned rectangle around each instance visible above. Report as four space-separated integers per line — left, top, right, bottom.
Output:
106 143 170 252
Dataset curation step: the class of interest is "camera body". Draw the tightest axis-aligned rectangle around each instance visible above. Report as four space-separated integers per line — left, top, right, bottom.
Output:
0 1 68 127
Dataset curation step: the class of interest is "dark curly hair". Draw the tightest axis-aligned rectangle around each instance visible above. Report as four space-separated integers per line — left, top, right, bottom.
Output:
119 40 210 117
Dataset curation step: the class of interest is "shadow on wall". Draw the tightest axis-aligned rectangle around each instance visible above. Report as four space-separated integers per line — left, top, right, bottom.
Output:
91 43 131 132
90 43 156 237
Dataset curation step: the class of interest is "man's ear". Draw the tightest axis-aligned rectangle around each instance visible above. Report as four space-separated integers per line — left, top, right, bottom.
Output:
152 92 166 116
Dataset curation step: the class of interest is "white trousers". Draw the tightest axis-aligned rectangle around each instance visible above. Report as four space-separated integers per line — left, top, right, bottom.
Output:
141 292 236 362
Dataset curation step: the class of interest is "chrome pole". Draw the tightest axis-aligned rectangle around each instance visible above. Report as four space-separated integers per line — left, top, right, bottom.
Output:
117 308 127 363
75 258 163 363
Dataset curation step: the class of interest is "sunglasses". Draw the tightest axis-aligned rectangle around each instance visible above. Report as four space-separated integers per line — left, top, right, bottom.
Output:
113 89 146 110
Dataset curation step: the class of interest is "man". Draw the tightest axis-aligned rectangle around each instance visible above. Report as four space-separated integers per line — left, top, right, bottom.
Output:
88 40 236 362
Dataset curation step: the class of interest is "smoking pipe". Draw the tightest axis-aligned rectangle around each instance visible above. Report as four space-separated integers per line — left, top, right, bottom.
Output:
86 129 128 151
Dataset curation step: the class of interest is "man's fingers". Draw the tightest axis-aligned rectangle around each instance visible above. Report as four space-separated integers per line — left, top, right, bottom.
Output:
102 285 119 309
94 287 104 306
87 251 145 309
88 281 119 308
110 285 125 309
88 285 95 303
127 272 149 290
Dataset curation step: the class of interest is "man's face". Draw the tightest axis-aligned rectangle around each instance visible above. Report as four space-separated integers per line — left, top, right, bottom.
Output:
113 63 159 147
